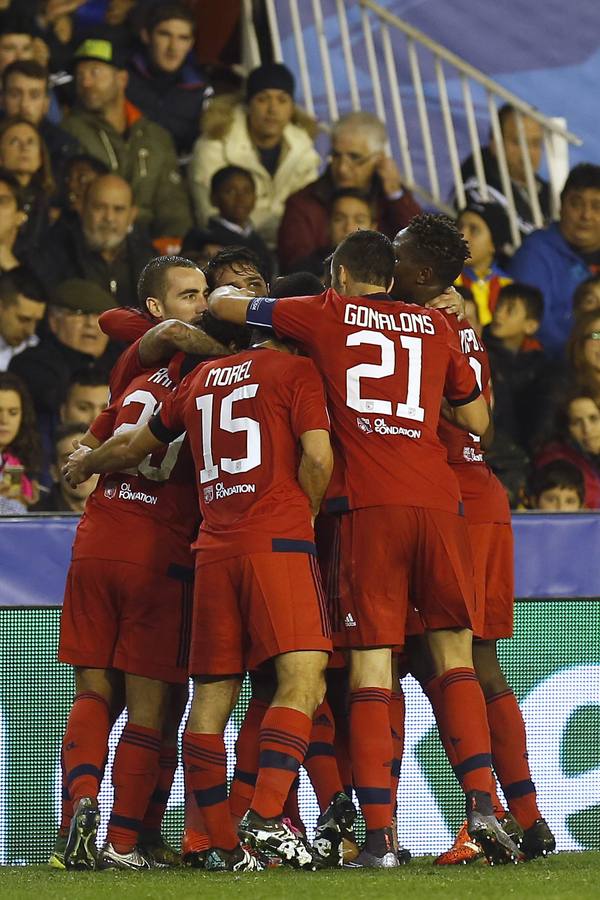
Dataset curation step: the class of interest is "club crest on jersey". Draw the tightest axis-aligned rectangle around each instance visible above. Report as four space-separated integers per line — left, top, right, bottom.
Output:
203 485 214 503
356 416 373 434
104 483 117 499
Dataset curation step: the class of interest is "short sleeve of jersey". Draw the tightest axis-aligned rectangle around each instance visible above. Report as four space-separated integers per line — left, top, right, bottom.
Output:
148 378 189 443
443 320 481 407
246 294 323 345
287 357 330 439
89 403 117 443
109 337 146 399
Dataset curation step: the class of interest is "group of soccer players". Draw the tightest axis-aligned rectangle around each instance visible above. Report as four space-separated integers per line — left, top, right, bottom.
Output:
54 214 556 873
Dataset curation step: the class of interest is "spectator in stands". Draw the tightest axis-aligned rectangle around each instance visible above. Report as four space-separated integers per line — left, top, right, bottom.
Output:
55 152 108 225
573 274 600 319
567 309 600 407
63 38 192 239
0 117 54 252
126 1 210 158
0 266 45 371
32 421 98 512
454 202 512 325
0 169 27 271
485 283 550 453
0 370 41 514
0 12 39 75
458 104 550 237
2 60 79 178
535 391 600 508
292 187 377 276
530 459 584 511
30 173 154 306
508 163 600 358
180 229 225 267
278 110 420 273
184 165 272 277
190 62 320 249
9 277 119 420
60 367 108 427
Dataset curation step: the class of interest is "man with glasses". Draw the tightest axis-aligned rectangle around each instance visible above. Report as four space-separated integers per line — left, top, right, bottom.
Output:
278 111 420 273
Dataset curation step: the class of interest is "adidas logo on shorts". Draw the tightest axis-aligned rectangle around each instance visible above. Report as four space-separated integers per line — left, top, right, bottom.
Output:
344 613 357 628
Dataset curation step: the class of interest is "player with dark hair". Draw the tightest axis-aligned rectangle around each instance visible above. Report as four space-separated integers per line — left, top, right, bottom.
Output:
55 259 230 872
204 245 269 294
393 213 554 863
65 309 335 873
205 228 519 867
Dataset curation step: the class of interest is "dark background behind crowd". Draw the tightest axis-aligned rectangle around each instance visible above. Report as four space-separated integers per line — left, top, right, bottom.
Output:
0 0 599 516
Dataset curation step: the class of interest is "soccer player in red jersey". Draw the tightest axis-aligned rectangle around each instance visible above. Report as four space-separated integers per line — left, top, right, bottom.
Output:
65 323 334 871
56 258 229 871
206 228 520 866
392 215 555 862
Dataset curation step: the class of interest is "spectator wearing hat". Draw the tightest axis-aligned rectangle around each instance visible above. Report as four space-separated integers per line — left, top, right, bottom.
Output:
126 1 211 158
62 37 193 240
455 202 513 326
278 110 421 273
508 163 600 358
9 277 120 422
189 61 320 249
28 172 154 307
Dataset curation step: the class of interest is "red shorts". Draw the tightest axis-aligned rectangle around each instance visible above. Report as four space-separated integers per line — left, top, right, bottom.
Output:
468 521 514 639
189 552 332 676
58 558 193 683
331 505 476 649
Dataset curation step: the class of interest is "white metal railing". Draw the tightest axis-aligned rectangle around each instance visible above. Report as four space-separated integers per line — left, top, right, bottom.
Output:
242 0 582 247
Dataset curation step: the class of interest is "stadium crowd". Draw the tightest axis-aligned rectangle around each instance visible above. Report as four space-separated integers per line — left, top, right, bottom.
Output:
0 0 592 875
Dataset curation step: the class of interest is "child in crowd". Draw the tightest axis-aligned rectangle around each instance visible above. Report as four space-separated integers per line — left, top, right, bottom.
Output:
0 371 41 514
184 165 272 277
455 201 512 325
572 274 600 319
530 459 584 511
535 392 600 509
484 283 550 454
33 422 98 513
293 188 377 276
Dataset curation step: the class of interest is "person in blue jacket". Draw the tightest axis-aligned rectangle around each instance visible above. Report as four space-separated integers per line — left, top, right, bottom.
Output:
508 163 600 358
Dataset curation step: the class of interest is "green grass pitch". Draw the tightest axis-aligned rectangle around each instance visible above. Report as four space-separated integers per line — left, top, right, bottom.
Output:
1 854 599 900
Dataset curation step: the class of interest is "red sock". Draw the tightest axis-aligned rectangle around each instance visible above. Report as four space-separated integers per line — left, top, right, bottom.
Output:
426 675 505 817
304 700 343 812
390 689 405 812
141 744 178 834
107 723 161 853
229 697 268 821
282 775 305 834
486 689 541 829
63 691 110 803
251 706 311 820
438 668 493 796
333 719 353 797
184 762 209 841
183 732 238 851
349 688 392 830
59 749 73 837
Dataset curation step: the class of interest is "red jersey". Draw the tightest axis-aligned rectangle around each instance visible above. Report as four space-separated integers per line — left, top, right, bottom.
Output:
246 290 479 514
74 365 199 575
437 319 510 524
150 347 330 563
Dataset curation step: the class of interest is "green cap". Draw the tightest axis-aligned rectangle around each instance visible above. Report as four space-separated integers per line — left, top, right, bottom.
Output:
50 279 116 314
72 39 127 70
